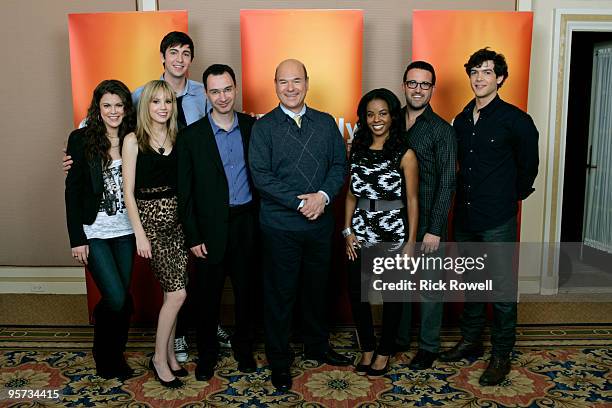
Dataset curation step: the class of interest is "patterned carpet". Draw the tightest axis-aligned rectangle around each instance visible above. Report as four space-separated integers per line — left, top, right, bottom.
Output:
0 325 610 407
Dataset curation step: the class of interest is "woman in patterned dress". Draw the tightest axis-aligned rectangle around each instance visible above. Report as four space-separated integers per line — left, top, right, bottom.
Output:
123 80 188 388
343 88 419 377
65 80 136 380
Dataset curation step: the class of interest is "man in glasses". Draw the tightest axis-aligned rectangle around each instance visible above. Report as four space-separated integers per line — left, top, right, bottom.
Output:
395 61 457 369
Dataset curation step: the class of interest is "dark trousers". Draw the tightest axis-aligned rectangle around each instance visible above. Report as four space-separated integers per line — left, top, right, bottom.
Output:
195 206 255 366
347 251 402 355
396 299 444 353
261 224 332 371
396 249 444 353
454 215 518 357
88 234 135 312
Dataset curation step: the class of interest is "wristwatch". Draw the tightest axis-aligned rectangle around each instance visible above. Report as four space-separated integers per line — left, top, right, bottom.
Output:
341 227 353 238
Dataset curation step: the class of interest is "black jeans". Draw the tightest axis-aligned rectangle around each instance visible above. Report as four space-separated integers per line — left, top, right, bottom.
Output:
347 250 402 356
454 215 518 357
87 234 135 312
261 224 332 371
195 206 256 365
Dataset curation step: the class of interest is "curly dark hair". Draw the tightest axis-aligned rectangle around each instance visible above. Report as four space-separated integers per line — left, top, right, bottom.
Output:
464 47 509 89
351 88 406 161
84 80 136 168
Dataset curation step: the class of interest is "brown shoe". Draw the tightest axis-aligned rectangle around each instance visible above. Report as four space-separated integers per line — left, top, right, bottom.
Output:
479 355 511 386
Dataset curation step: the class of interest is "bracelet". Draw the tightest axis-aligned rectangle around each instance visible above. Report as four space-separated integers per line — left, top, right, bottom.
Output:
341 227 353 238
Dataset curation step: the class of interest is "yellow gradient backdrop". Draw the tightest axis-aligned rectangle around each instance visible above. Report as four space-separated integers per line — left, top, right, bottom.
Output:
68 11 188 127
412 10 533 122
240 9 363 140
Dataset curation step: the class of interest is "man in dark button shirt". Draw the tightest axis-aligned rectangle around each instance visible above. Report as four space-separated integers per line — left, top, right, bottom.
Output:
439 48 539 386
395 61 457 369
177 64 257 381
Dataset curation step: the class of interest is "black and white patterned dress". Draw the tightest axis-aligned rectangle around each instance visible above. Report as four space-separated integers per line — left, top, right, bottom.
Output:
350 148 408 244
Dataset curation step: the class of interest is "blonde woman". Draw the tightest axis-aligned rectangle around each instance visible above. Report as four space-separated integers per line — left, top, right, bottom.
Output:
123 80 188 388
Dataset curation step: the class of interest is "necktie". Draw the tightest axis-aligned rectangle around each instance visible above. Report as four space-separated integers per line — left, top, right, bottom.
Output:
293 114 302 128
176 95 187 130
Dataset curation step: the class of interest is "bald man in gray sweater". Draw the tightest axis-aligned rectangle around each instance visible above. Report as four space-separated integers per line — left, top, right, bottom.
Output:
249 59 349 392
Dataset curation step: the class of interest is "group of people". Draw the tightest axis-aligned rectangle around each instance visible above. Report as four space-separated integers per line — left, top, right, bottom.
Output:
64 30 539 393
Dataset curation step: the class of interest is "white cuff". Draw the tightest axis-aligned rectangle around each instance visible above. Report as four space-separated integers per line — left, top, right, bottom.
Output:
318 190 330 205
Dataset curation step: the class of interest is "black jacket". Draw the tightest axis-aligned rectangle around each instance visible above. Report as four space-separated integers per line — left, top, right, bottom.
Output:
177 112 256 264
65 127 104 247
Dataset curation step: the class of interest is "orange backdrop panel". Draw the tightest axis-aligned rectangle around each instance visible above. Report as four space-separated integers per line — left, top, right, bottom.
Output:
68 11 188 127
412 10 533 122
240 9 363 140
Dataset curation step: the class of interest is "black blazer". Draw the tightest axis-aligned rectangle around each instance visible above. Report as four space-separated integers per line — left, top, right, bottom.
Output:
177 112 256 264
65 127 104 248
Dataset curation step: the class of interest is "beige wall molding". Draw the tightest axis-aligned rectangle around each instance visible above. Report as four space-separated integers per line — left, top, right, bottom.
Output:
0 267 85 294
541 8 612 295
136 0 158 11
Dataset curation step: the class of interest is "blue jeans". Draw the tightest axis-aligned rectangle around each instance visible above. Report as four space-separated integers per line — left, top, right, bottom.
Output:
454 215 518 357
87 234 135 312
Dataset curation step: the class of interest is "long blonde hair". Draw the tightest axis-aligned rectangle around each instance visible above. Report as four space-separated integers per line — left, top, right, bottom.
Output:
135 80 178 152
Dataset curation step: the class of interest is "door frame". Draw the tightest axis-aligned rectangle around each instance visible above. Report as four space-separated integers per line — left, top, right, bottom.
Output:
541 9 612 295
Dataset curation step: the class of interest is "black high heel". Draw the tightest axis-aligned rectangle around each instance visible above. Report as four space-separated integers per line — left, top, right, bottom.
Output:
171 366 189 377
367 354 390 377
355 351 374 375
149 357 183 388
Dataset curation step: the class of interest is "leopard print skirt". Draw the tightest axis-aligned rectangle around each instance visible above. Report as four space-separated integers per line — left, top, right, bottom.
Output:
136 187 188 292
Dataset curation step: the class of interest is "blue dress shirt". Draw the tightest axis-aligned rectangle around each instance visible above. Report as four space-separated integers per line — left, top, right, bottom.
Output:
209 113 252 206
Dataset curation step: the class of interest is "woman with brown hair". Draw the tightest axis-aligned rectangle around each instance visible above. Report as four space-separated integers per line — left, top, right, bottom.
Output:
65 79 137 380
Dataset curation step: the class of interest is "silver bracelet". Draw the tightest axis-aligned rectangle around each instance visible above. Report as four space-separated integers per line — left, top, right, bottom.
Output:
341 227 353 238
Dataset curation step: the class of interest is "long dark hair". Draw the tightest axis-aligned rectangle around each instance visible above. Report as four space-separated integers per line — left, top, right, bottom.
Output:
84 80 135 167
351 88 406 160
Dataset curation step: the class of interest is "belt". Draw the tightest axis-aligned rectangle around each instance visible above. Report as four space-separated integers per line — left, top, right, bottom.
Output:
229 201 254 217
357 198 404 211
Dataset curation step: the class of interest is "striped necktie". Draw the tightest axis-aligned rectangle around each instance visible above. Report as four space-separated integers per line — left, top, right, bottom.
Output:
293 114 302 128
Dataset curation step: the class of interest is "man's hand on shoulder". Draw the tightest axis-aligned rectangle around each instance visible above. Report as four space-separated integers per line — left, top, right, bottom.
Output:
62 148 73 175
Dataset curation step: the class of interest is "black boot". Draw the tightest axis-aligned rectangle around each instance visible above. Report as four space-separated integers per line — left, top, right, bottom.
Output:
92 300 134 380
92 302 116 379
439 338 484 362
114 295 135 379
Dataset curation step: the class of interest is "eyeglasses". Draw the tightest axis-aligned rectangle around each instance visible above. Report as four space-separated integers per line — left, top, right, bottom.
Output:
404 80 433 90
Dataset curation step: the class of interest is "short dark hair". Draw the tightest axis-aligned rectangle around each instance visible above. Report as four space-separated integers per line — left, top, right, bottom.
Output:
202 64 237 91
464 47 509 88
403 60 436 85
160 31 194 59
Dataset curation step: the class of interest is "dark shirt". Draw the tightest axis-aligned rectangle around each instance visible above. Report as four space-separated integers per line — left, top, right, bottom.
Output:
134 147 178 199
208 112 252 206
249 105 347 231
453 95 539 232
403 105 457 240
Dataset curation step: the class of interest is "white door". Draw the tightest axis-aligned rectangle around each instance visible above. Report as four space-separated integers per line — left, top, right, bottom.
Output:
583 42 612 253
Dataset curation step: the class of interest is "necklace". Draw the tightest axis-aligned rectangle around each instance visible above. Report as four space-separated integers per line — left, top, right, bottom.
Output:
152 133 169 155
